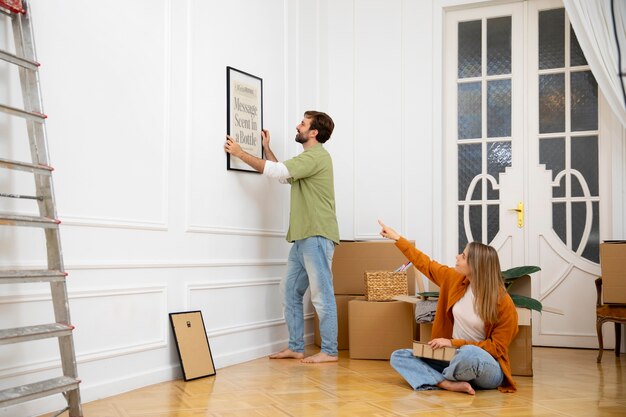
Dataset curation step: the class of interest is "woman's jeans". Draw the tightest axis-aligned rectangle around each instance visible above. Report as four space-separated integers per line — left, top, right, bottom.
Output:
281 236 338 355
390 345 504 390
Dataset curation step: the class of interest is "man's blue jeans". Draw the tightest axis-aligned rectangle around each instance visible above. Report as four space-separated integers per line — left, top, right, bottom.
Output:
281 236 338 355
390 345 504 390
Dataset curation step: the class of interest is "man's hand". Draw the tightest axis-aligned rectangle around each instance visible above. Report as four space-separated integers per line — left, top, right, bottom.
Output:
261 129 278 162
261 129 271 149
224 135 243 158
378 219 401 241
224 134 266 173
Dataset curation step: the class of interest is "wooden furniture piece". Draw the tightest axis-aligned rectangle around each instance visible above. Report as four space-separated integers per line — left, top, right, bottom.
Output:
595 277 626 363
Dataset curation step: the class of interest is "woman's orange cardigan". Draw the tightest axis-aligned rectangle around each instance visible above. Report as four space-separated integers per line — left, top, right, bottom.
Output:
395 237 519 392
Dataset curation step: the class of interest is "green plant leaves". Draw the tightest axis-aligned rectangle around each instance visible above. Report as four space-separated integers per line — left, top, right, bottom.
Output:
501 266 541 281
510 294 542 312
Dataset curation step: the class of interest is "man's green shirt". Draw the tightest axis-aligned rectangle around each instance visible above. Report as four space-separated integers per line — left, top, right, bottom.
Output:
283 143 339 244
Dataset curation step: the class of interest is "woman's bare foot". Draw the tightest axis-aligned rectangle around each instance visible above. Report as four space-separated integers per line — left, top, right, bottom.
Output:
269 348 304 359
437 380 475 395
301 352 338 364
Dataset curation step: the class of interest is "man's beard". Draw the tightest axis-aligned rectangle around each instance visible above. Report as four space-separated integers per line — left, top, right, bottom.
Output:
295 132 307 143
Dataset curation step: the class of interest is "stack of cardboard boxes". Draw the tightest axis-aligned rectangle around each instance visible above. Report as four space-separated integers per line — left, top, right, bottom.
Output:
314 241 417 359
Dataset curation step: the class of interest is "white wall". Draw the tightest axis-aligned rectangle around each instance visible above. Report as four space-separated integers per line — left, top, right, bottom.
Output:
3 0 625 416
0 0 439 415
31 0 626 413
322 0 435 247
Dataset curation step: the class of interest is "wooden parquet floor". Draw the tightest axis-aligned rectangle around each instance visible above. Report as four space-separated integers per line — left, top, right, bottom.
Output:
41 346 625 417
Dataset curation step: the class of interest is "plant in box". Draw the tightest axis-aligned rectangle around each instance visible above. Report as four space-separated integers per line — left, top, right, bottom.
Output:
420 266 542 312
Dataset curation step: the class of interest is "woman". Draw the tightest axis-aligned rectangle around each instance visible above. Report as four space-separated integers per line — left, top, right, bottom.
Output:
378 220 518 394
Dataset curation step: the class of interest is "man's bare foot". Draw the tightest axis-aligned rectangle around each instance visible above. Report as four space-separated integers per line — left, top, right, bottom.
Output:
301 352 338 364
437 380 475 395
269 348 304 359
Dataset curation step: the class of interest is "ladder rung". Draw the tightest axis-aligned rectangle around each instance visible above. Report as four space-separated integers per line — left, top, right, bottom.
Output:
0 192 42 201
0 376 80 407
0 213 59 228
0 323 74 345
0 49 39 70
0 269 66 283
0 157 53 175
0 103 46 121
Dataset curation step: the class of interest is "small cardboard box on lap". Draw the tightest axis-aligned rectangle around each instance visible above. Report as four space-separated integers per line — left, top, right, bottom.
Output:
412 341 456 361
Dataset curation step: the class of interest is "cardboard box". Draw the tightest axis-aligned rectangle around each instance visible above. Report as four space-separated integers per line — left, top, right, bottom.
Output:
314 295 366 350
419 322 433 342
509 324 532 376
600 241 626 303
332 241 417 295
412 341 456 361
417 307 532 376
348 300 414 360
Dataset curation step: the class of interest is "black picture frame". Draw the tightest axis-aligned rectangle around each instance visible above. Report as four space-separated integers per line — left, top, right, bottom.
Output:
169 311 216 381
226 66 264 172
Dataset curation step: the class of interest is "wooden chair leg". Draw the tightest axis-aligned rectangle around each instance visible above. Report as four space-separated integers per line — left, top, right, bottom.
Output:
616 323 622 357
597 319 604 363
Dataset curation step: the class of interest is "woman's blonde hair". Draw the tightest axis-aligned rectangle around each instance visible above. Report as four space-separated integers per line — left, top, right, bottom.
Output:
466 242 504 324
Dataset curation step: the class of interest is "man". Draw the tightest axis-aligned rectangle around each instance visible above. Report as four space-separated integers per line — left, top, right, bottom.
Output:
224 111 340 363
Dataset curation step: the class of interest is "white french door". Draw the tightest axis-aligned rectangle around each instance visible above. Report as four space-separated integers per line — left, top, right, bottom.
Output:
444 0 617 349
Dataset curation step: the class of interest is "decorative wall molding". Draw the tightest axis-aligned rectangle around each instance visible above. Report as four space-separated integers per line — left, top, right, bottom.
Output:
537 330 597 338
49 0 171 232
207 313 314 338
0 212 168 231
354 234 382 241
186 279 315 337
186 277 282 310
352 0 405 239
60 214 168 231
181 0 290 240
0 286 167 378
208 317 285 338
0 259 287 270
188 278 282 291
185 224 286 237
0 285 165 304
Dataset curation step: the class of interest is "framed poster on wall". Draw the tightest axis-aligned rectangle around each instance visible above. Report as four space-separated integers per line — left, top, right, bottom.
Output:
169 311 215 381
226 66 263 172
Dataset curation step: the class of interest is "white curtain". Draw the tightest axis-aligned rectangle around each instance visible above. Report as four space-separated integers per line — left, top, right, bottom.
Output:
564 0 626 128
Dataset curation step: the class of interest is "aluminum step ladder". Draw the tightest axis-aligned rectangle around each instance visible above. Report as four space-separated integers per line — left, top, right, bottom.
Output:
0 1 83 415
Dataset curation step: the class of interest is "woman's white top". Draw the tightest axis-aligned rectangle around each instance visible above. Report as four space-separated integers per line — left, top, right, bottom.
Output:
452 284 486 342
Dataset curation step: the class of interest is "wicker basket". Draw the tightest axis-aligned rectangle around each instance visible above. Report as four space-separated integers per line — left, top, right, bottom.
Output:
364 271 408 301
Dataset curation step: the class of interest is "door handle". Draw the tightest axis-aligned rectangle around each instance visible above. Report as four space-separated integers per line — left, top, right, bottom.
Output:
508 202 523 228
